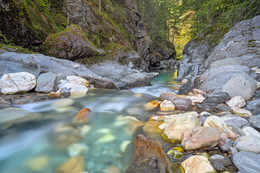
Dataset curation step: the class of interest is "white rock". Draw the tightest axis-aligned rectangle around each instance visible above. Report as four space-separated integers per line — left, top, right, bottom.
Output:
242 127 260 138
66 76 89 87
59 80 88 96
227 96 246 108
0 72 36 94
181 155 215 173
204 115 237 140
68 143 89 157
231 107 252 117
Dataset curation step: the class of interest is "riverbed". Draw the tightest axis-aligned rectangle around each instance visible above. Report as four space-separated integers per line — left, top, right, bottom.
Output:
0 70 179 173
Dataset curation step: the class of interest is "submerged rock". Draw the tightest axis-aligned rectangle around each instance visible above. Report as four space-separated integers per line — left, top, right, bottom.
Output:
24 155 49 172
181 155 215 173
182 127 221 150
56 156 85 173
233 151 260 173
72 108 91 125
67 143 89 157
0 72 36 94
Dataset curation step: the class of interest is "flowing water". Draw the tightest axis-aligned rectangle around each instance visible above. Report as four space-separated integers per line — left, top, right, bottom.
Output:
0 70 179 173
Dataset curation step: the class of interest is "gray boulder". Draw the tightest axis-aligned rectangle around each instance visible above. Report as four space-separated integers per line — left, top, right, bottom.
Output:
35 72 57 93
89 61 156 89
249 115 260 129
0 52 118 89
222 73 257 101
233 151 260 173
220 114 249 128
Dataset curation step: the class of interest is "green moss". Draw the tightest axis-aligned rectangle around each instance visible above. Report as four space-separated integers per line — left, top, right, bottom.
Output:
0 44 34 54
104 43 128 52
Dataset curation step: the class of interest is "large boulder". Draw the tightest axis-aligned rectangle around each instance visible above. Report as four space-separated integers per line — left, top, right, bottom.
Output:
0 52 118 89
35 72 57 93
89 61 156 89
0 72 36 94
233 151 260 173
42 25 102 60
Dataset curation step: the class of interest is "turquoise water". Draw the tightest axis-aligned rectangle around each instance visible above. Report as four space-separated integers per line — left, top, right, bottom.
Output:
0 70 179 173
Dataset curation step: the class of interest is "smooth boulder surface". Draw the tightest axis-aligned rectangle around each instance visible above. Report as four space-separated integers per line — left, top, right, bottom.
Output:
235 135 260 153
0 72 36 94
159 112 201 142
249 115 260 129
233 151 260 173
242 127 260 138
222 73 257 101
35 72 57 93
181 155 215 173
182 127 221 150
89 61 156 89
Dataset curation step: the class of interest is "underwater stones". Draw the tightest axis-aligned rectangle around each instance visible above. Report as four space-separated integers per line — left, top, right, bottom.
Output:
133 134 171 172
233 151 260 173
226 96 246 108
0 100 11 109
0 107 40 124
182 127 221 150
35 72 56 93
72 108 91 125
24 155 49 172
58 76 89 96
160 100 175 111
159 112 200 142
56 156 85 173
0 72 36 94
67 143 89 157
171 97 192 111
234 135 260 153
144 100 161 111
181 155 215 173
204 115 237 140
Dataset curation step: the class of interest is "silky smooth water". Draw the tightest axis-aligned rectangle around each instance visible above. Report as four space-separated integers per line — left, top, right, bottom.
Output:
0 70 179 173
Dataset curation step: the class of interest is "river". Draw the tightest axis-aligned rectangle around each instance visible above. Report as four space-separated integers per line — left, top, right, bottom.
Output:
0 70 180 173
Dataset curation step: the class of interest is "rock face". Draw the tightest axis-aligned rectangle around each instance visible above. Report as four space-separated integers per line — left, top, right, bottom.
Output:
233 151 260 173
182 127 221 150
179 16 260 98
0 72 36 94
89 61 156 89
42 25 102 60
35 72 56 93
159 112 201 142
181 155 215 173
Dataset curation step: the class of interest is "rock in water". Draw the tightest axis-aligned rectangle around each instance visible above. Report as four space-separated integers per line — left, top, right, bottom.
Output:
233 151 260 173
181 155 215 173
72 108 91 125
56 156 85 173
0 72 36 94
234 136 260 153
160 100 175 111
35 72 56 93
181 127 221 150
222 73 257 101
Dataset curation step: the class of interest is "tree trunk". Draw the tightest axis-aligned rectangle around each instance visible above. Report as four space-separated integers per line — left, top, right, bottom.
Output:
99 0 101 15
